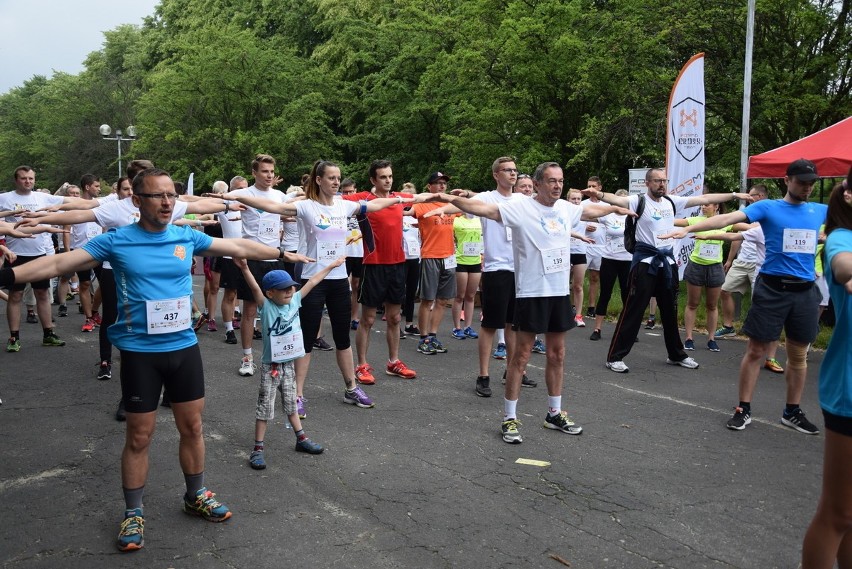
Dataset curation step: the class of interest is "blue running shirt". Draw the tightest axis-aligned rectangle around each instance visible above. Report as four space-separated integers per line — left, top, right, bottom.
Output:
820 228 852 418
83 224 213 352
743 199 827 280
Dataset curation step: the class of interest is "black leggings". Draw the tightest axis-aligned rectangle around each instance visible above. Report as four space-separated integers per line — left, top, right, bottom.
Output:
402 259 420 322
595 258 631 317
95 266 116 362
299 278 352 353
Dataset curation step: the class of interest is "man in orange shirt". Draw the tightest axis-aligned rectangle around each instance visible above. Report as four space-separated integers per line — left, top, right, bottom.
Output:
409 172 459 355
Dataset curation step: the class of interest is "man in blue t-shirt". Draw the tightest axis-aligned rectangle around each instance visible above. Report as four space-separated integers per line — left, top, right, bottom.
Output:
665 158 827 435
0 168 281 552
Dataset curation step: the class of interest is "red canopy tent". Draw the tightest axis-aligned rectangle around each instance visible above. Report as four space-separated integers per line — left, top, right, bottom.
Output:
747 116 852 178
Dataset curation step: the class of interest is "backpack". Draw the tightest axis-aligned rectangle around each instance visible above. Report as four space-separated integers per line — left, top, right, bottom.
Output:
624 195 676 253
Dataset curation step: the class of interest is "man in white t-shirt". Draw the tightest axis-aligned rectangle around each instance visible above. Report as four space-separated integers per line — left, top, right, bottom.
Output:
230 155 291 377
0 166 79 352
437 162 630 444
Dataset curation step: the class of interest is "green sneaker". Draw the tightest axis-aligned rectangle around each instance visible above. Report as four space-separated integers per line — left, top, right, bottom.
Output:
6 337 20 352
117 508 144 552
183 487 232 522
42 332 65 347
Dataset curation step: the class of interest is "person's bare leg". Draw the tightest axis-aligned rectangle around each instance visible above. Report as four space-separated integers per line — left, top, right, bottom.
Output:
355 305 377 365
385 304 402 361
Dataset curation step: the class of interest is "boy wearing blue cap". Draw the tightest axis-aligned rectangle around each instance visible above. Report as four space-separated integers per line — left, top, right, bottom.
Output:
236 256 346 468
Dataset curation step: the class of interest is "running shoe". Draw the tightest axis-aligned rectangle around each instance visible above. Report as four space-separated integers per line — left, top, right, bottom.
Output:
574 314 586 328
644 317 656 329
58 304 68 317
117 508 144 552
707 340 721 352
207 319 218 332
234 308 241 321
238 356 256 377
386 359 417 379
297 396 306 419
726 407 751 431
475 376 491 397
452 328 466 340
431 337 447 353
463 326 478 339
355 363 376 384
543 411 583 435
6 337 20 353
589 329 601 341
66 292 75 301
606 360 629 373
781 408 819 435
714 325 736 338
764 358 784 373
232 319 241 330
666 356 699 369
684 339 695 350
26 312 38 324
404 323 420 335
350 319 359 330
97 360 112 381
313 337 333 351
295 438 324 454
253 329 262 340
585 307 596 318
405 324 420 336
501 419 523 444
343 387 375 408
417 337 437 355
249 449 266 470
224 330 238 344
493 342 507 359
531 338 546 354
192 313 208 332
183 487 232 522
42 332 65 347
81 318 95 333
500 369 536 387
91 311 102 326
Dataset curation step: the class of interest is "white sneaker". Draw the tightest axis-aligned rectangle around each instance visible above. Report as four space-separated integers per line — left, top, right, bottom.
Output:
574 315 586 328
238 356 256 376
606 361 629 373
667 356 699 369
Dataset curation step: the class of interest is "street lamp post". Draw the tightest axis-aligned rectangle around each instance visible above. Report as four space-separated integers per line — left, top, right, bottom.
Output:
99 124 138 179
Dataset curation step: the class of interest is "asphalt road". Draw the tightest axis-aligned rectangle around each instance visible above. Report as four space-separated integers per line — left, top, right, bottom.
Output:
0 278 823 568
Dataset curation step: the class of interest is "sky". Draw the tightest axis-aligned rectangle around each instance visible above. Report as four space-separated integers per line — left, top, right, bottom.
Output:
0 0 161 95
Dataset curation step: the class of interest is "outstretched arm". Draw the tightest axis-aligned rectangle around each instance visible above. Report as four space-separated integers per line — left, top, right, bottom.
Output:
684 192 752 209
657 211 749 240
0 248 99 286
580 189 630 208
202 238 281 260
16 209 97 228
435 195 501 222
216 193 297 216
580 204 634 221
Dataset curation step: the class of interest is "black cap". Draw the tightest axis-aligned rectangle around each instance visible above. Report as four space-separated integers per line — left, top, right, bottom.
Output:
427 172 450 184
786 158 818 182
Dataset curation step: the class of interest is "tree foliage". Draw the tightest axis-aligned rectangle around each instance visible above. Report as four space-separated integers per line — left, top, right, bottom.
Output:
0 0 849 192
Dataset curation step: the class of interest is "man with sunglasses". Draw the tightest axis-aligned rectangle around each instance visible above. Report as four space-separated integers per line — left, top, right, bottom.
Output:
0 168 284 551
